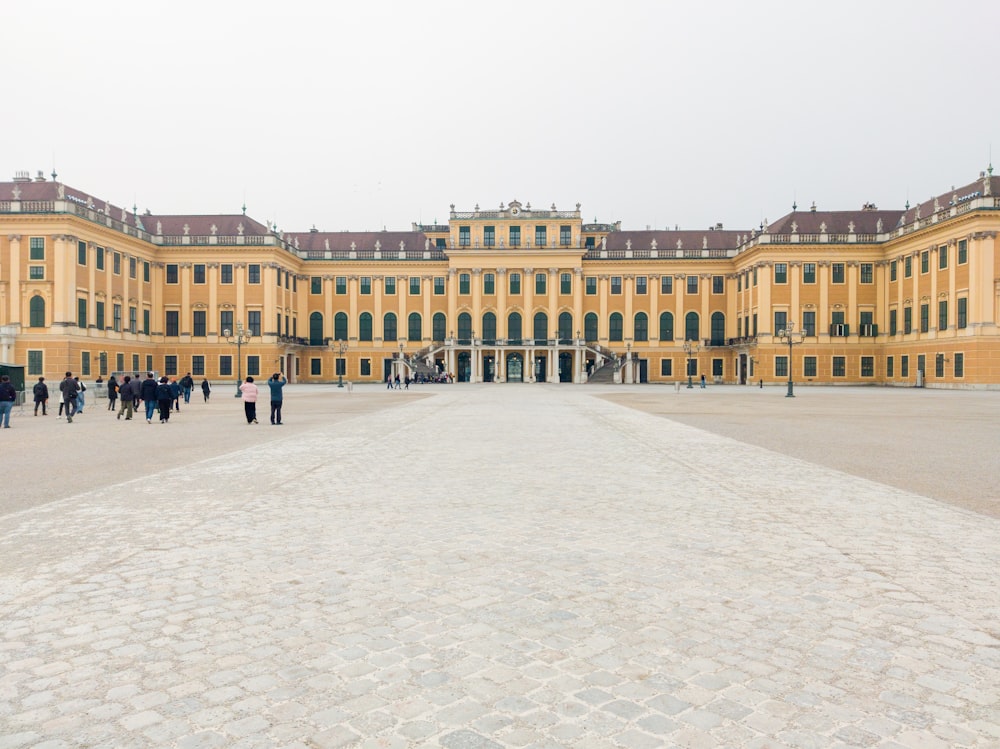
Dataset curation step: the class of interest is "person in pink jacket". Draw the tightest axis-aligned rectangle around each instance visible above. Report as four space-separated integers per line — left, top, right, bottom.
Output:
239 376 259 424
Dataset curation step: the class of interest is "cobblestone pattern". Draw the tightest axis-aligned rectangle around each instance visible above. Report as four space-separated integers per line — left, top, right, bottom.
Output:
1 386 998 748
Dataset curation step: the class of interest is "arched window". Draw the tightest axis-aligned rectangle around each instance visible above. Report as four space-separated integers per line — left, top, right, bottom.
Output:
383 312 397 342
685 311 700 341
432 312 447 342
334 312 348 341
507 312 522 341
609 312 624 342
584 312 598 342
482 312 497 341
533 312 548 342
407 312 422 341
29 295 46 328
457 312 472 339
309 311 324 346
659 311 674 341
558 311 573 341
711 312 725 346
359 312 373 342
634 312 648 342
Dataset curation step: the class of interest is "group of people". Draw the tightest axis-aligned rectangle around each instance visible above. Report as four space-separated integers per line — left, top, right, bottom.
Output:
238 372 286 425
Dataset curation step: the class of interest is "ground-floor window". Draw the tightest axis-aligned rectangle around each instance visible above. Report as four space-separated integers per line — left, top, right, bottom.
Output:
832 356 846 377
775 356 788 378
660 358 672 376
886 356 894 378
955 352 964 378
861 356 874 377
935 353 945 378
220 356 233 376
803 356 817 377
164 355 177 376
360 358 371 376
81 351 91 376
116 353 125 372
145 355 153 373
192 356 205 376
28 350 43 375
247 356 260 377
901 355 909 378
712 358 723 376
310 358 321 375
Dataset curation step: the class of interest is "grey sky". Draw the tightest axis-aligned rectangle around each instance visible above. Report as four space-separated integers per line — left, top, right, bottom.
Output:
6 1 998 233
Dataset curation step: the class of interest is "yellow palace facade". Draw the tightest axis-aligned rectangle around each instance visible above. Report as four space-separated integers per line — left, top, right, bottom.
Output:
1 169 998 389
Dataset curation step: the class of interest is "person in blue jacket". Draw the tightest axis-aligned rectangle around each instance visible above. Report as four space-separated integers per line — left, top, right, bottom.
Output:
267 372 286 425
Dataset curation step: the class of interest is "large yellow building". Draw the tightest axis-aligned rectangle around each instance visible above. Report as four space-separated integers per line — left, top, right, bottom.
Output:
1 169 998 389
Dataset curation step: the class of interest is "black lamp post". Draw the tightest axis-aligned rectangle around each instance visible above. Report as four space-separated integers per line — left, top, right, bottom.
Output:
778 322 804 397
683 340 700 388
335 339 347 387
223 323 252 397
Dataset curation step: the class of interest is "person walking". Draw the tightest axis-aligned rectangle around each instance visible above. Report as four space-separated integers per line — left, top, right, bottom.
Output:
180 372 194 404
107 375 119 412
267 372 286 425
116 375 135 420
32 377 49 416
140 372 158 423
386 374 393 390
59 371 79 423
240 376 259 424
201 378 211 402
169 378 182 411
75 377 87 413
700 373 706 389
0 375 16 428
155 377 173 423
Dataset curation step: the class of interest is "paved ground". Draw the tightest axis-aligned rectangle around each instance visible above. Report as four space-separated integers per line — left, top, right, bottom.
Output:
1 384 998 748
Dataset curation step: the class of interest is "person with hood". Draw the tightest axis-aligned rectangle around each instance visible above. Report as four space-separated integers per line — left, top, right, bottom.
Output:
0 375 17 428
155 376 174 423
33 376 49 416
201 378 211 402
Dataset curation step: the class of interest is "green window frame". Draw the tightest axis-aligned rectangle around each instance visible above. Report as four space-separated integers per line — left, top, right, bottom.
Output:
78 240 87 266
29 266 45 280
483 273 494 295
904 256 912 277
886 356 894 378
920 303 929 333
459 226 470 247
560 225 571 246
938 300 948 331
804 356 817 377
166 264 179 284
920 251 929 274
832 356 846 377
459 273 470 294
409 277 421 295
28 350 43 375
509 273 521 295
483 226 495 247
803 263 816 284
938 246 948 270
686 276 698 294
954 352 964 378
901 355 909 378
660 359 673 376
958 239 968 264
96 301 105 330
221 264 233 284
661 276 673 294
560 273 571 295
890 260 897 282
860 263 873 284
509 226 520 246
360 277 372 295
861 356 874 377
957 298 967 329
77 298 87 328
534 226 546 247
433 277 445 295
774 263 787 284
335 276 347 294
311 276 322 294
585 277 597 295
775 356 788 378
535 273 546 295
832 263 845 283
29 236 45 260
385 276 396 295
248 264 261 284
96 246 105 271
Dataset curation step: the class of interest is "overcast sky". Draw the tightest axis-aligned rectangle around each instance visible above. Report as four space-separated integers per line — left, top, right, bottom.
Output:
5 1 998 233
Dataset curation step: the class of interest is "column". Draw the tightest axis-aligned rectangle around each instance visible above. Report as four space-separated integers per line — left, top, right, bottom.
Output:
348 276 359 340
496 268 507 338
818 262 830 336
323 275 334 340
208 263 219 334
8 236 21 324
180 262 191 334
523 267 535 338
928 247 939 333
53 235 74 325
598 275 609 341
573 268 584 340
422 275 433 345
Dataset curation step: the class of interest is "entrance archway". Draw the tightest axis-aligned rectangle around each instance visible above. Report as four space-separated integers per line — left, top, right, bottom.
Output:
559 352 573 382
457 352 471 382
506 353 524 382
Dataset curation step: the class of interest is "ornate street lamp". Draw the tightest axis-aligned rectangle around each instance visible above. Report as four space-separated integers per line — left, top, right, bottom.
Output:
778 322 805 397
334 339 348 387
223 323 252 397
682 340 701 389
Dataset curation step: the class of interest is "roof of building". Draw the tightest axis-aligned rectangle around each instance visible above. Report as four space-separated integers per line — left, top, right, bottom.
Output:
604 229 747 252
284 230 434 253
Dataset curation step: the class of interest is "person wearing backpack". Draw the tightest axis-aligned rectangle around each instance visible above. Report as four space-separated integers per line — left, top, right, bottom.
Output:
0 375 17 428
32 377 49 416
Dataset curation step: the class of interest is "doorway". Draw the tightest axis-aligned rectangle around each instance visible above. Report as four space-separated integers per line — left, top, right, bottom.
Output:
506 353 523 382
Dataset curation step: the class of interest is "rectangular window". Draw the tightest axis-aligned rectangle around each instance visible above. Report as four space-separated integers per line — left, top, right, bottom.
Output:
560 225 571 246
248 264 261 284
78 240 87 266
861 356 874 377
560 273 572 295
483 226 495 247
81 351 91 376
509 226 521 247
247 356 260 377
611 276 622 295
166 264 179 284
935 353 945 378
804 356 817 377
129 256 137 280
938 300 948 331
904 307 912 334
774 263 787 284
920 303 929 333
77 298 88 329
96 247 105 271
96 301 106 330
661 276 673 294
832 263 845 283
335 357 346 376
165 310 179 336
193 264 206 284
459 226 470 247
901 355 909 378
145 354 152 372
311 276 322 294
920 250 929 274
483 273 495 295
886 356 894 378
585 277 597 295
890 260 897 282
164 355 177 376
220 311 233 335
509 272 521 294
832 356 846 377
192 355 205 376
535 273 546 295
434 277 445 295
143 261 150 283
775 356 788 378
28 350 43 375
712 358 723 376
113 304 122 333
860 263 873 284
660 359 673 376
712 275 724 293
29 237 45 259
904 256 912 278
221 264 233 284
113 252 121 275
220 356 233 376
889 309 897 336
774 310 787 334
459 273 470 294
143 309 150 335
534 226 547 247
335 276 347 294
957 298 967 329
636 276 648 295
128 306 137 334
686 276 698 294
310 358 321 376
752 267 758 286
939 246 948 270
29 266 44 280
954 352 964 378
385 276 396 295
409 277 421 295
193 310 207 337
802 311 816 337
248 310 261 337
360 276 371 295
958 239 968 264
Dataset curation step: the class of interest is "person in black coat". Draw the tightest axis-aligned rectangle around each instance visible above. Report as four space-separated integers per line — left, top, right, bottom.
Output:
155 377 174 423
139 372 159 423
106 375 119 411
33 377 49 416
